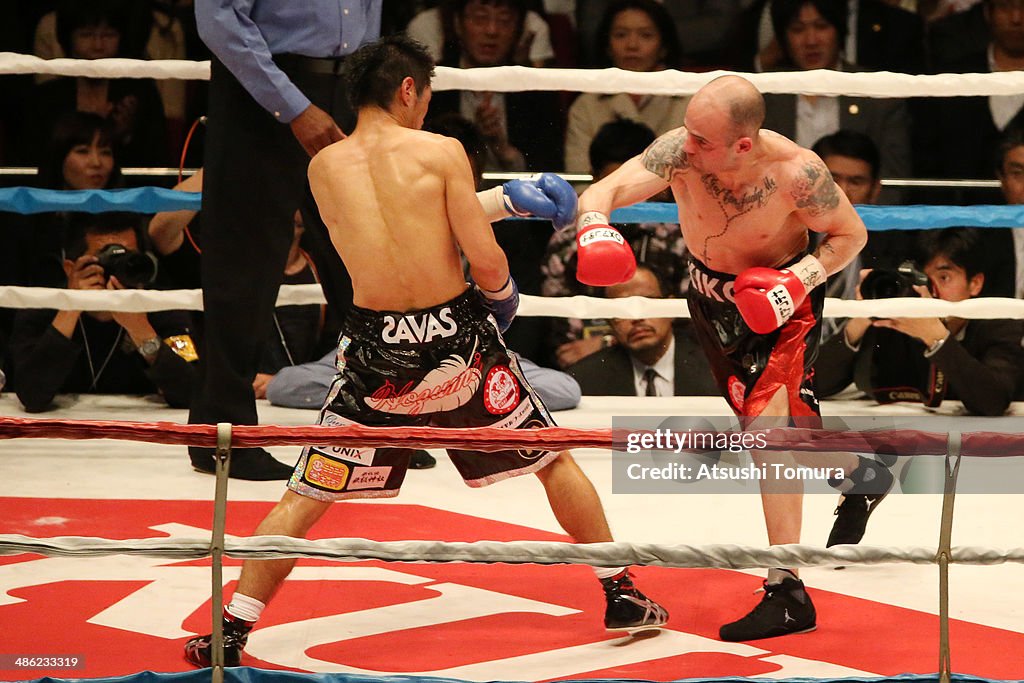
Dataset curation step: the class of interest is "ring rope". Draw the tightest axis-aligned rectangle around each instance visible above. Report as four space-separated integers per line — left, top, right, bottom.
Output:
1 534 1022 568
1 48 1016 683
3 53 1024 97
5 189 1024 231
0 416 1021 456
4 286 1024 321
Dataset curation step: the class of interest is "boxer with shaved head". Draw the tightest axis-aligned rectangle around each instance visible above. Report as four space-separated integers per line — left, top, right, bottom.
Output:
577 74 878 641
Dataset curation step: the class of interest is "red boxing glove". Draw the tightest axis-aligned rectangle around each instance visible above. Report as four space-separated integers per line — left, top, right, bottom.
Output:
734 254 827 334
575 211 636 286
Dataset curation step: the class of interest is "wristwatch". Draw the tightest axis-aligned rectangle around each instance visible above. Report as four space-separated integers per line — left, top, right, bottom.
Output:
138 337 162 360
923 332 950 358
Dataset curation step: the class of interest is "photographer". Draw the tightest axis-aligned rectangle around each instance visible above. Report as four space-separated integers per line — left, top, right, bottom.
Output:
9 213 198 412
815 228 1024 416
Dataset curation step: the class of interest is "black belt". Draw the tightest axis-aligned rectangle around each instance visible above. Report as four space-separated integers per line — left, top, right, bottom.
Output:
274 53 346 75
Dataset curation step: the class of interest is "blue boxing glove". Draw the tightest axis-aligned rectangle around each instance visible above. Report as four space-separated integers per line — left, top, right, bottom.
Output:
475 276 520 333
504 173 578 230
478 173 578 230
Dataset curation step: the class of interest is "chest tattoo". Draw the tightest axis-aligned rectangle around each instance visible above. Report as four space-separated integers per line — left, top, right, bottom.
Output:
699 174 778 261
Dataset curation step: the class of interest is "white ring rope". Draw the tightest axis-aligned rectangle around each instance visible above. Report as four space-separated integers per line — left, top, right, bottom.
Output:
3 285 1024 320
4 52 1024 97
1 534 1022 568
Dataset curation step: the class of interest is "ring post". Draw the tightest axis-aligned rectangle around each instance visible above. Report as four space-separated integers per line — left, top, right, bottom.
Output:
937 430 961 683
211 422 233 682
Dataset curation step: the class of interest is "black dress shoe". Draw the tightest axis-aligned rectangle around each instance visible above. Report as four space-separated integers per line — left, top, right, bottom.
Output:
191 447 293 481
409 450 436 469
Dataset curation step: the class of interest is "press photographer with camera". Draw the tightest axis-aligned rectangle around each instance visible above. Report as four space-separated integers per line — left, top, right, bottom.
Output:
9 213 198 412
815 228 1024 416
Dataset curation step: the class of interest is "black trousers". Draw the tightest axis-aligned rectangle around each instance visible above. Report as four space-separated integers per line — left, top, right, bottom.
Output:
188 57 356 456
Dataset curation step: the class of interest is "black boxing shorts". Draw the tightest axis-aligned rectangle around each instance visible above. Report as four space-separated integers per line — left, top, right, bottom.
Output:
288 287 559 501
686 256 824 420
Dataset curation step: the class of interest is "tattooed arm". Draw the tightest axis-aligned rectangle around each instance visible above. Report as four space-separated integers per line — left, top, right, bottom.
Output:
791 152 867 276
577 127 687 217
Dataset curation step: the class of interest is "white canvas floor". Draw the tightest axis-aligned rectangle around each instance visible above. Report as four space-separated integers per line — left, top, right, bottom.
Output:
1 393 1022 679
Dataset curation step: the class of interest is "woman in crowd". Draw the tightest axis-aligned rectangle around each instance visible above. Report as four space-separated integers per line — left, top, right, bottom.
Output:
27 112 128 287
563 0 689 175
30 0 168 167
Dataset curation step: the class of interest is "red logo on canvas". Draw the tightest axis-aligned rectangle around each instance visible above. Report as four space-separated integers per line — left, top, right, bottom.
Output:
483 365 519 414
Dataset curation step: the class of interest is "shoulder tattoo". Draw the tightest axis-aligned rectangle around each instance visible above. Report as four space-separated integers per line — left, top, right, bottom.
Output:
640 130 690 181
792 158 840 217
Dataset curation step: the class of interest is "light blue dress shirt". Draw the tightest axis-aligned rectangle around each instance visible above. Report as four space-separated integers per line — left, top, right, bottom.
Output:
195 0 382 122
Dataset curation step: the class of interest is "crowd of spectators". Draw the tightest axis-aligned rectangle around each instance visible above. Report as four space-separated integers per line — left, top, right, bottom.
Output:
2 0 1024 418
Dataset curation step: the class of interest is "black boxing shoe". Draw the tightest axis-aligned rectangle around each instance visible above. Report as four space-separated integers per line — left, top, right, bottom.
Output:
600 571 669 631
719 577 816 642
409 450 437 470
190 447 293 481
826 457 895 547
184 612 253 668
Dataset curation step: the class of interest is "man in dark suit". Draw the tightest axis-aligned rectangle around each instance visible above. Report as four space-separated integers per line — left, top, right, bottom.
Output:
917 0 1024 202
567 265 718 396
725 0 924 74
852 0 926 74
761 0 912 185
426 0 564 171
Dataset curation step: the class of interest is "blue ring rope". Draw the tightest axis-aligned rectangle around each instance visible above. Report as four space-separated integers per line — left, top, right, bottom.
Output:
2 187 1022 231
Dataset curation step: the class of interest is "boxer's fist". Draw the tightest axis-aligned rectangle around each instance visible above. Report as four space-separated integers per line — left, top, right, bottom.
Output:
734 255 826 334
502 173 578 230
476 276 520 333
575 212 636 287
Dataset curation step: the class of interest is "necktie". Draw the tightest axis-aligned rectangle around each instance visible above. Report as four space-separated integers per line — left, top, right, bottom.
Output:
642 367 658 397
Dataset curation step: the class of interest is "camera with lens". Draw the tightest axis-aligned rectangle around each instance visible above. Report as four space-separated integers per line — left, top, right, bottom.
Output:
96 243 158 289
859 260 930 299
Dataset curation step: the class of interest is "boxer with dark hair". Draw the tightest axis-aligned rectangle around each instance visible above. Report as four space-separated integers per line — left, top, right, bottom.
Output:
184 34 665 669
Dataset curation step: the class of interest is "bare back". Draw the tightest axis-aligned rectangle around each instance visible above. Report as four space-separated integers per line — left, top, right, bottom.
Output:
667 130 835 274
309 123 492 311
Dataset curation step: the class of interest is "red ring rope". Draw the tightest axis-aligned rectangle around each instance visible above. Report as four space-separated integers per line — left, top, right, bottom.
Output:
0 417 1020 456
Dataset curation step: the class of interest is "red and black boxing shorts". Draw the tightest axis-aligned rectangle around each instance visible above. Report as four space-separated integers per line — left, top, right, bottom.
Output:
288 287 559 501
685 256 824 421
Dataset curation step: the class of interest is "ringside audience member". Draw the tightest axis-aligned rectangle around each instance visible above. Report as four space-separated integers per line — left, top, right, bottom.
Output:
427 0 565 171
9 213 198 412
727 0 924 74
29 0 169 167
405 1 556 66
811 130 914 338
147 170 336 372
761 0 912 186
30 112 129 287
543 119 688 369
815 228 1024 415
969 121 1024 298
918 0 1024 191
567 265 716 396
563 0 689 174
33 0 189 148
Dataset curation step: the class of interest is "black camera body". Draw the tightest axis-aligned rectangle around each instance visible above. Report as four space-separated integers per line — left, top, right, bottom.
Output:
859 260 930 299
96 243 158 289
